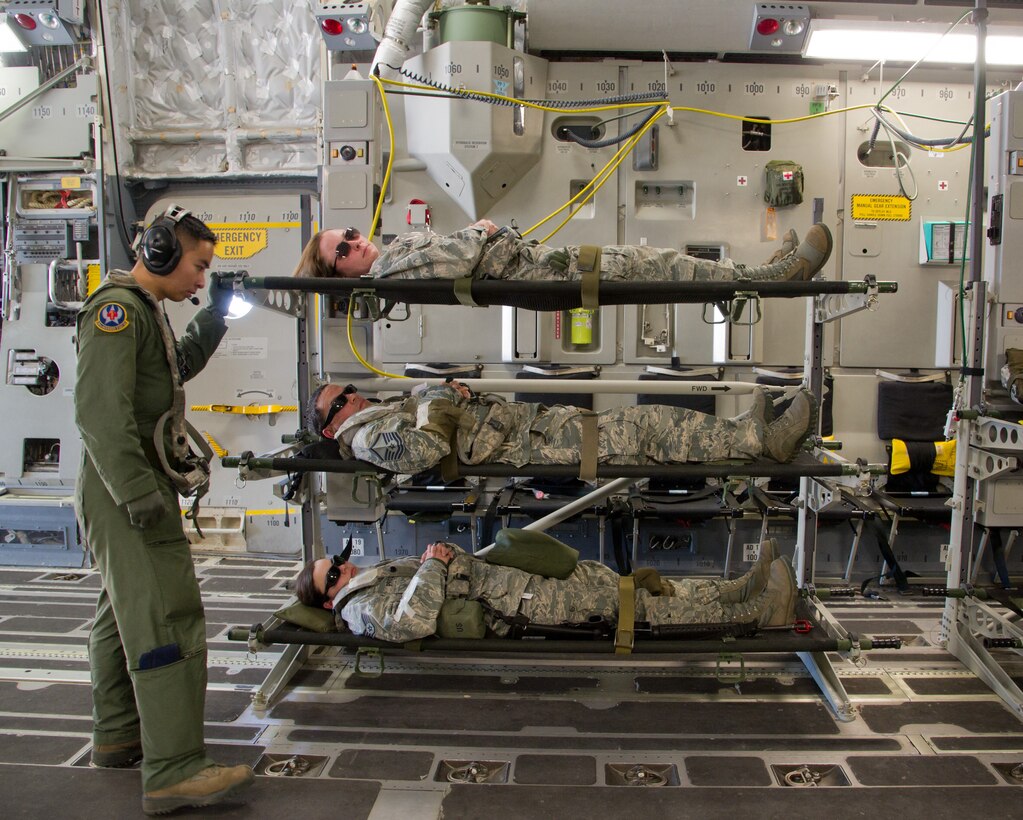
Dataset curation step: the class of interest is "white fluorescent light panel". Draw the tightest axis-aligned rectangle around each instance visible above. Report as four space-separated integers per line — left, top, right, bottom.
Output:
804 21 1023 66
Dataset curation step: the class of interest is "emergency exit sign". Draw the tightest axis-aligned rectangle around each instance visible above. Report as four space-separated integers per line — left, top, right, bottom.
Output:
207 221 301 259
851 194 912 222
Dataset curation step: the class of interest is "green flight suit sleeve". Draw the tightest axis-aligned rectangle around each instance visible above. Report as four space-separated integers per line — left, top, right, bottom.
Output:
175 306 227 383
343 558 449 642
75 299 160 506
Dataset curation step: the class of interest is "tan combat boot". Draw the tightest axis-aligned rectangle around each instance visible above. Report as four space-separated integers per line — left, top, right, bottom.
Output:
732 386 775 428
762 390 818 463
717 538 779 603
735 223 833 281
765 229 799 264
757 556 799 627
142 764 255 816
720 555 798 626
91 739 143 768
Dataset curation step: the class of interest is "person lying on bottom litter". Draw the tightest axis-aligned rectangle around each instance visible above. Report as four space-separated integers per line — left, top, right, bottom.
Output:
294 533 797 644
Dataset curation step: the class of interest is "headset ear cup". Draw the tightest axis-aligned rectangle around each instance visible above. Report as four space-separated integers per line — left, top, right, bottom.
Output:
141 216 183 276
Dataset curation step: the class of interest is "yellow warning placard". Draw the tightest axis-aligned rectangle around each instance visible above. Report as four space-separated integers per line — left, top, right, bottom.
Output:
851 194 912 222
209 226 268 259
87 263 101 295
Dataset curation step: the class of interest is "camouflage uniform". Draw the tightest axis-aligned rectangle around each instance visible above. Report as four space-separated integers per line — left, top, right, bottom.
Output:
334 549 728 642
371 226 760 282
1002 348 1023 405
335 383 762 474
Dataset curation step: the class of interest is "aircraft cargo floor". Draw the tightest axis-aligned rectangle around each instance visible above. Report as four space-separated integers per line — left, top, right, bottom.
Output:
2 554 1022 818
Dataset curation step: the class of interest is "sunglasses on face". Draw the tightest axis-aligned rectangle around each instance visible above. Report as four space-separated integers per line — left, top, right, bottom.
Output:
323 554 345 597
322 537 355 599
332 227 360 273
323 383 358 430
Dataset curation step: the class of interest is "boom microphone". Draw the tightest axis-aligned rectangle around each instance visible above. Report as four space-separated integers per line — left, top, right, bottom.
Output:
188 296 200 305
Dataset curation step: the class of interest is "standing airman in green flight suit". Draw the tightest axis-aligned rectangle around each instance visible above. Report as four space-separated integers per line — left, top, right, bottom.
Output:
74 206 255 815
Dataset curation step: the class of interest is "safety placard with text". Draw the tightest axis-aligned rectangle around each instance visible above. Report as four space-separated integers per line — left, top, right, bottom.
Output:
850 194 912 222
206 221 301 259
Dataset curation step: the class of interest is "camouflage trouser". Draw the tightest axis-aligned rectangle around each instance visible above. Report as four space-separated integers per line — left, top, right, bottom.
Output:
518 562 726 626
527 405 762 465
1002 348 1023 405
638 579 726 624
505 243 740 282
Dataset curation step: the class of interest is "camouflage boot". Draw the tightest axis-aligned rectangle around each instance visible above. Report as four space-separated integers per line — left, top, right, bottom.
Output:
757 556 798 627
762 389 818 463
1001 348 1023 405
717 538 778 603
719 556 797 626
765 229 799 264
734 223 833 281
711 234 800 316
732 386 774 428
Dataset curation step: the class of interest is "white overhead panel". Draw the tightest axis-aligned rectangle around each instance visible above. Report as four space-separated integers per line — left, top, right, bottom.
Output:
402 41 547 218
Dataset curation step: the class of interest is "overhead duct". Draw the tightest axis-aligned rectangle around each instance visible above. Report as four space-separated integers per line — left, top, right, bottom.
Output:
371 0 433 80
402 39 547 218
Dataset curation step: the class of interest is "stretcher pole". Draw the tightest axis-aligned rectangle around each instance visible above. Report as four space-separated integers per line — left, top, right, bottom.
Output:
473 476 636 557
349 378 762 395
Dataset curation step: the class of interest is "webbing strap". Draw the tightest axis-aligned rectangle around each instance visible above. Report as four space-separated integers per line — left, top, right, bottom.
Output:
481 485 515 545
865 516 915 592
453 276 479 307
987 587 1023 619
610 497 633 576
577 245 601 309
615 575 636 654
440 425 459 483
988 527 1013 590
578 410 598 482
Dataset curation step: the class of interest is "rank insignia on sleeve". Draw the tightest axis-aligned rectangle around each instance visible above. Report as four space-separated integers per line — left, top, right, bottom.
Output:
96 302 129 332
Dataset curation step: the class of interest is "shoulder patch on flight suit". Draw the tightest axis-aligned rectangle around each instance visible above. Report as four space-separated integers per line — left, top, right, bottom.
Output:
95 302 130 333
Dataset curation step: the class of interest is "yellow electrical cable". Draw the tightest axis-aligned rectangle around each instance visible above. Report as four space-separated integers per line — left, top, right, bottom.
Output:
345 293 407 379
668 101 881 126
522 135 636 237
334 73 407 380
539 107 669 243
525 102 884 241
523 105 669 239
368 73 397 244
381 77 931 242
380 71 977 247
387 73 969 135
379 75 660 115
540 107 666 238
